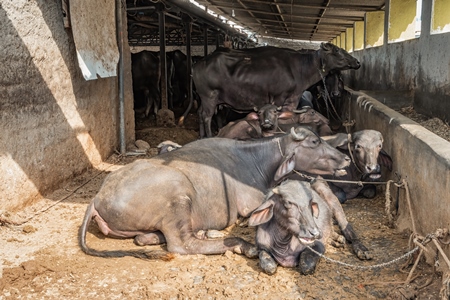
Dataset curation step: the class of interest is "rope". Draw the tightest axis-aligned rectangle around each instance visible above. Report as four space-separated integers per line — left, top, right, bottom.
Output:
291 170 392 186
317 68 342 122
306 245 419 270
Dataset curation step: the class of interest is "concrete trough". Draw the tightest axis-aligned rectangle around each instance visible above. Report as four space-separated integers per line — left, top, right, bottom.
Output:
344 89 450 264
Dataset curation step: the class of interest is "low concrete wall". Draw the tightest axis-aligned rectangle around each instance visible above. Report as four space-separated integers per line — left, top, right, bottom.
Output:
346 89 450 263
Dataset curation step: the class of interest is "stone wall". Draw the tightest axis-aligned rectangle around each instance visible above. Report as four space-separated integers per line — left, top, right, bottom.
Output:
0 0 134 211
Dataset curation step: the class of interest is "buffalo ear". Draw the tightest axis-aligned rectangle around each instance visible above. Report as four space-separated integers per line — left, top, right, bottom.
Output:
378 149 393 171
248 199 275 226
278 111 294 119
311 201 320 219
321 42 331 51
322 133 349 150
274 152 295 182
246 112 259 121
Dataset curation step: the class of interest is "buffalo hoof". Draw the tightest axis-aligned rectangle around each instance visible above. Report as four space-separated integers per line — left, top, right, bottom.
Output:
353 241 372 260
259 250 277 275
329 231 346 248
360 185 377 199
299 253 319 275
299 244 324 275
245 245 259 259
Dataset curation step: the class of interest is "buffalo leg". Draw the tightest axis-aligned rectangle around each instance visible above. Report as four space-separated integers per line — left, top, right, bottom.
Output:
134 231 166 246
359 184 377 199
161 197 258 258
299 241 325 275
311 178 371 260
259 250 278 275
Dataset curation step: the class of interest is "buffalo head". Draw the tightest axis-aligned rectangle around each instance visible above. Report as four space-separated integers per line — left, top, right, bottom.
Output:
274 127 351 181
255 104 281 130
319 43 360 72
249 180 322 244
324 130 393 179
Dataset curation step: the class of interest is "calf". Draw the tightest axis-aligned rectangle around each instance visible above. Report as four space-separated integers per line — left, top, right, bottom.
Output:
323 130 393 203
277 107 333 136
216 104 281 139
249 180 332 275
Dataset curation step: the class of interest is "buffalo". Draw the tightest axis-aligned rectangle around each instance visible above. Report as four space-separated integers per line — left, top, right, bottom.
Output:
277 106 333 136
131 51 161 118
322 130 393 203
216 104 282 139
249 179 333 275
193 43 360 137
79 127 351 259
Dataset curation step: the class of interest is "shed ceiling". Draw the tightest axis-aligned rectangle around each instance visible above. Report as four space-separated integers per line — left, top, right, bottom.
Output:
195 0 385 41
126 0 386 47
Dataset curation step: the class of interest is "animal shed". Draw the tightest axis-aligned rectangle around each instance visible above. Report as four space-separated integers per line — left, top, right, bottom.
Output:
1 0 449 299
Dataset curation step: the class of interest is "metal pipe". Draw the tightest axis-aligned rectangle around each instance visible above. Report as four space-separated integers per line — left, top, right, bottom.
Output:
165 0 246 39
158 6 168 110
116 0 126 155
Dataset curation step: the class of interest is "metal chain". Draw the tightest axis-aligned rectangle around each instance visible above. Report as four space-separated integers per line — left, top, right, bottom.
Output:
306 245 419 270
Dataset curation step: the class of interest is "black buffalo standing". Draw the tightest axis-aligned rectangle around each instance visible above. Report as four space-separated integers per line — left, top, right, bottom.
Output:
193 43 360 137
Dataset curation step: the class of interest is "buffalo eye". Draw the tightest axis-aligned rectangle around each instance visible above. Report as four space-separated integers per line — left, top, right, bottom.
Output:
378 144 382 149
355 144 361 150
284 201 292 209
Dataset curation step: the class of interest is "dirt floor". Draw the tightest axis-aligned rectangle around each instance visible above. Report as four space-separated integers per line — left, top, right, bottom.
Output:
1 107 448 300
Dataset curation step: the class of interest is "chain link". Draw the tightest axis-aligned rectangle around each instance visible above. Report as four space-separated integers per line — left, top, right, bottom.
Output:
306 245 419 270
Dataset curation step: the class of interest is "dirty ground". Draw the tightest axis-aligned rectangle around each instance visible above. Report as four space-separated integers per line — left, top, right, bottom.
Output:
0 109 446 300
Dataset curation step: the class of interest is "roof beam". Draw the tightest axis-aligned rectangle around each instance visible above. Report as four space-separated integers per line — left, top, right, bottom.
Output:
237 0 382 12
206 4 364 21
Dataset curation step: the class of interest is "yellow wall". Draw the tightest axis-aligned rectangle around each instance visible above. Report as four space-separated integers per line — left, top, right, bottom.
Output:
354 21 364 50
432 0 450 34
336 35 341 47
388 0 417 42
366 11 384 47
346 28 354 52
340 32 346 48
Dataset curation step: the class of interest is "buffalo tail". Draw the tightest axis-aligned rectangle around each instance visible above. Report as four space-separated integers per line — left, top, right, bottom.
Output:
78 202 175 261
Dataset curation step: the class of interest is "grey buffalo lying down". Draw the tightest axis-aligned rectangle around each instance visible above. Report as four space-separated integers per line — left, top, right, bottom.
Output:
79 127 351 260
322 130 393 203
249 179 333 275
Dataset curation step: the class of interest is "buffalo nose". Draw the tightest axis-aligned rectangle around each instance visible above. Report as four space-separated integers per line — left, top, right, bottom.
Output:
366 164 380 173
312 230 321 239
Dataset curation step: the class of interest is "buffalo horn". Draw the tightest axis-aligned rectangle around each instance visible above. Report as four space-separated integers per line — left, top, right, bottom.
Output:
290 127 307 141
293 108 309 114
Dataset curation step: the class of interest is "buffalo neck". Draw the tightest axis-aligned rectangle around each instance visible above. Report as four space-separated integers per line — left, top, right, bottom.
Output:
230 135 288 190
293 50 326 92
